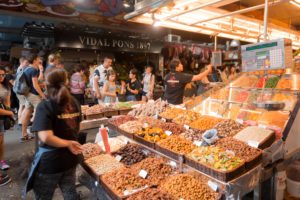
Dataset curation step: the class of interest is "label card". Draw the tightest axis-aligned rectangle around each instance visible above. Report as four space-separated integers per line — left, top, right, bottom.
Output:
208 180 218 191
115 155 122 162
193 141 202 147
165 130 172 136
248 140 259 148
184 125 190 130
139 170 148 179
169 161 177 168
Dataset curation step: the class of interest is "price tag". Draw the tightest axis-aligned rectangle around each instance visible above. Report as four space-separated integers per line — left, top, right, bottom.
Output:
139 170 148 179
124 190 130 196
143 123 149 128
115 155 122 162
208 180 218 192
154 114 158 119
184 125 190 130
142 149 150 155
248 140 259 148
169 161 177 167
193 141 202 147
161 118 167 122
165 130 172 136
258 124 267 129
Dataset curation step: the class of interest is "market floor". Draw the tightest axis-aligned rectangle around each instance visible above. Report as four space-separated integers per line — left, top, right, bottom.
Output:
0 127 98 200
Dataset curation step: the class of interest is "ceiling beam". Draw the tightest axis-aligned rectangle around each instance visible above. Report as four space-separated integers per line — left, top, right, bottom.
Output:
211 0 240 8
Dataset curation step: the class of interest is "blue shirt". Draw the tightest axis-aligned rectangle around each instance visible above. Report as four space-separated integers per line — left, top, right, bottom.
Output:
24 67 39 95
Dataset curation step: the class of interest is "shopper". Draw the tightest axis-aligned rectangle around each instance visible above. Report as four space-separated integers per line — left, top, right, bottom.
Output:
45 53 60 72
126 68 142 101
141 65 155 102
0 67 14 171
92 57 113 103
25 69 82 199
228 65 237 80
102 70 125 103
164 59 212 105
70 64 86 105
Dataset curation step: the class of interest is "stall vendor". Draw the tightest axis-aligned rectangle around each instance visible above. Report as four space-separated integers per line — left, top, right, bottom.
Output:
164 59 212 105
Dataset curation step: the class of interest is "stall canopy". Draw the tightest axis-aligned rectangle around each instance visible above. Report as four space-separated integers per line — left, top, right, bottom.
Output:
125 0 300 49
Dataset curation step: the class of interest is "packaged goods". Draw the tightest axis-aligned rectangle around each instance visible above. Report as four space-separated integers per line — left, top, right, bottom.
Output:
82 143 102 160
119 120 143 134
213 119 245 138
187 146 244 172
112 143 148 166
157 135 195 154
85 154 124 175
234 126 275 148
264 76 280 88
160 174 219 200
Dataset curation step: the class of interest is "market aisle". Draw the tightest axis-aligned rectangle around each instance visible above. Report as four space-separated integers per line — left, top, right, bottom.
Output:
1 126 98 200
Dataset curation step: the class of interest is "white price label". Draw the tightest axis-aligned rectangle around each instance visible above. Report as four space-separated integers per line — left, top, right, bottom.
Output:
143 123 149 128
193 141 202 147
124 190 130 196
115 155 122 162
208 180 218 191
184 125 190 130
161 118 166 122
258 124 267 129
165 130 172 136
154 114 158 119
169 161 177 167
236 119 243 124
248 140 259 148
139 170 148 179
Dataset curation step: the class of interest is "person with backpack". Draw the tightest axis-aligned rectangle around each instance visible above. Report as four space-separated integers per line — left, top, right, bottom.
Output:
141 65 155 102
91 57 113 103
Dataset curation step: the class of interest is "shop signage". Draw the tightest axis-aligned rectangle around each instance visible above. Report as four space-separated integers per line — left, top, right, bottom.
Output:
55 31 162 53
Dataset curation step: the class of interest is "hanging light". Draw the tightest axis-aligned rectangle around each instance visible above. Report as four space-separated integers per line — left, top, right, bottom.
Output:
290 0 300 8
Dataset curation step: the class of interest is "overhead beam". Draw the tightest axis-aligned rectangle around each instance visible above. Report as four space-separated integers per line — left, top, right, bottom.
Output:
190 0 289 25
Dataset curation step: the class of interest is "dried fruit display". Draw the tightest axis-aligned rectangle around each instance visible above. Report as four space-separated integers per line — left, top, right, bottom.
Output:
187 146 244 172
159 107 185 120
180 129 204 142
256 92 273 102
231 75 258 88
276 77 292 89
157 135 195 154
223 105 240 120
102 167 148 196
109 115 137 126
82 143 102 160
131 157 175 185
83 104 105 115
272 93 297 111
136 127 168 143
138 116 164 127
215 137 262 162
128 99 168 117
213 119 245 138
98 136 128 152
119 120 143 134
189 116 223 130
114 102 133 110
258 111 289 129
237 110 262 121
230 90 249 103
85 154 124 176
264 76 280 88
210 88 229 100
256 77 266 88
173 111 202 126
126 188 174 200
247 91 260 104
160 174 219 200
112 143 148 166
158 122 185 135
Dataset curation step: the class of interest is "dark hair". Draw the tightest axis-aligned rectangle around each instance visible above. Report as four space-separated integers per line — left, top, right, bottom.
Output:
106 70 116 80
130 68 138 77
26 53 39 64
0 67 11 90
46 69 72 106
170 59 181 72
72 64 83 74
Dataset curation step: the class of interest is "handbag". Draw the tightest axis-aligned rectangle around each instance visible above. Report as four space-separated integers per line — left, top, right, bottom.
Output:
0 102 15 130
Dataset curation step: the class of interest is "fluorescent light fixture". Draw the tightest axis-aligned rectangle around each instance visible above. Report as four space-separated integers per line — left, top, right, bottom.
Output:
290 0 300 8
294 0 300 3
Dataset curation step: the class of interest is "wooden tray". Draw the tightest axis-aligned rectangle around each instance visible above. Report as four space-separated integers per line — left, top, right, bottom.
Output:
118 108 132 115
155 144 184 162
245 152 263 170
133 135 155 149
85 113 104 120
185 156 245 182
106 122 134 139
259 133 276 150
103 110 119 117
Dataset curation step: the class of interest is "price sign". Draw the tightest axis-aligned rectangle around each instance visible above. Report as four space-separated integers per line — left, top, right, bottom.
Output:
165 130 172 136
184 125 190 130
248 140 259 148
139 170 148 179
115 155 122 162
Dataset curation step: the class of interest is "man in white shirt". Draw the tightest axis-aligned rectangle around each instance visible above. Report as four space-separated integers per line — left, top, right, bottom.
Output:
93 57 113 103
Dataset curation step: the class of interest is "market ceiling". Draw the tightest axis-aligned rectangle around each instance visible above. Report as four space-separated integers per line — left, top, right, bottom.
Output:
125 0 300 49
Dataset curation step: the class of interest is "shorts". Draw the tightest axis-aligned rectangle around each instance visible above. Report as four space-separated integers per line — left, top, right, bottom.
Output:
25 93 41 109
16 94 26 107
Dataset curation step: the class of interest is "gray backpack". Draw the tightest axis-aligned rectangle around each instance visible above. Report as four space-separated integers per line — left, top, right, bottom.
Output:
13 67 30 95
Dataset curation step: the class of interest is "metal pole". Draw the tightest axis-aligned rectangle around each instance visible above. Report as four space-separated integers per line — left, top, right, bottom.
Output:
214 35 218 51
263 0 269 41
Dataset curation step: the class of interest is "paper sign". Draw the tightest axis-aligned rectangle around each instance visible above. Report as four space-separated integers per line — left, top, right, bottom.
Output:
139 170 148 179
161 118 166 122
115 155 122 162
208 180 218 191
124 190 130 196
143 123 149 128
236 119 243 124
258 124 267 129
184 125 190 130
169 161 177 167
193 141 202 147
248 140 259 148
165 130 172 136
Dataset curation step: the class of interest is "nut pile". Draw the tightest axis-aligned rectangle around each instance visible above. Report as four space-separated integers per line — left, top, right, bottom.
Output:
189 116 223 130
83 104 105 115
119 120 143 134
112 143 148 166
138 116 164 127
109 115 137 126
129 99 168 117
157 135 195 154
159 107 185 120
126 188 174 200
160 174 219 200
173 111 202 126
180 129 204 142
131 157 175 185
102 167 148 196
213 119 245 138
159 122 185 135
81 143 102 160
85 154 123 175
215 137 262 162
